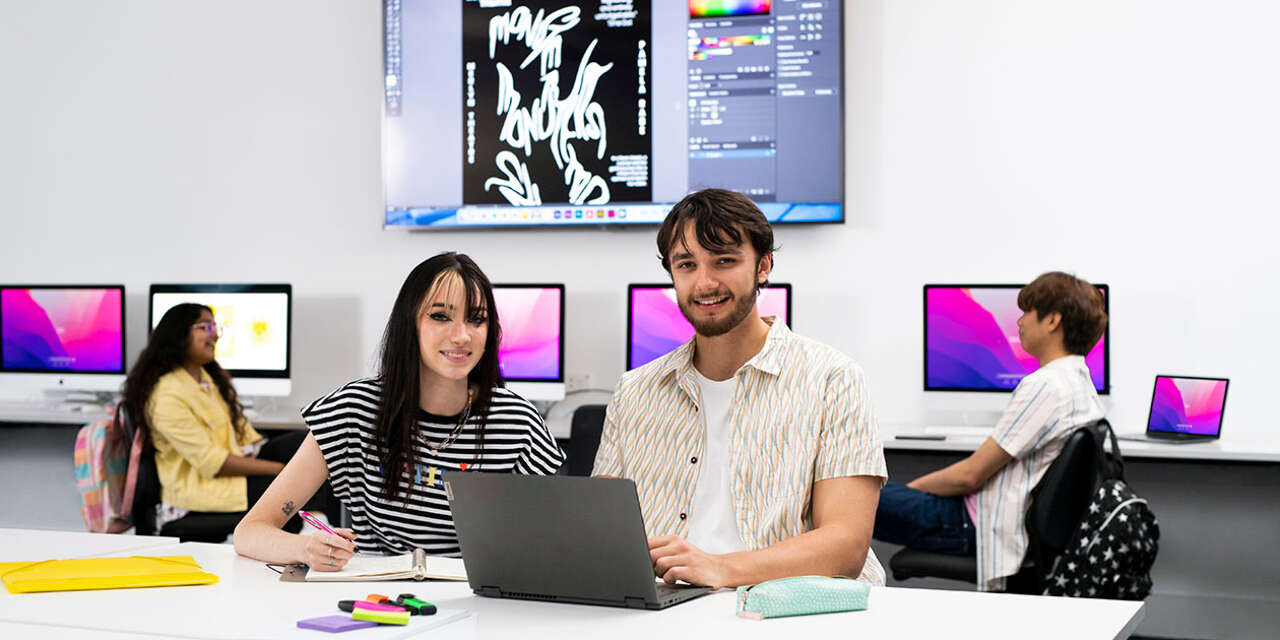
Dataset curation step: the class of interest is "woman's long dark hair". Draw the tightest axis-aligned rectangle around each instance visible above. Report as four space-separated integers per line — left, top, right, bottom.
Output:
375 252 504 501
120 303 245 443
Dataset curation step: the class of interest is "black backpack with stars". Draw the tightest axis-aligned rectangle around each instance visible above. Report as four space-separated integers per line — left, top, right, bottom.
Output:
1043 421 1159 600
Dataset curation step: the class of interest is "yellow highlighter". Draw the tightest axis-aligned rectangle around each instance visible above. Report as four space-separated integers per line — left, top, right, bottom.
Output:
352 609 410 625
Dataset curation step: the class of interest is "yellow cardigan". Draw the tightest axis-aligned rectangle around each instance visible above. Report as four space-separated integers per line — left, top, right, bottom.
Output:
146 367 262 511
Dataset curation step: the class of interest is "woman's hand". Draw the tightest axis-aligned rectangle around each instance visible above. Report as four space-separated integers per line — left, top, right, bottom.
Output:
301 528 358 571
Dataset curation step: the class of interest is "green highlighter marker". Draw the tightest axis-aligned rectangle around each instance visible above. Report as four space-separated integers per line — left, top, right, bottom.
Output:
396 593 438 616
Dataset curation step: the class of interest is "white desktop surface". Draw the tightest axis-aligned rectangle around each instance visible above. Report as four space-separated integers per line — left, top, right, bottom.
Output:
882 424 1280 463
0 528 178 562
0 402 113 425
0 537 1145 640
0 402 306 430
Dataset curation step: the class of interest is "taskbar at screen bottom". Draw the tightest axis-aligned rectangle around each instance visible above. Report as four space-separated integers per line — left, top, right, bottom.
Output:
385 203 842 229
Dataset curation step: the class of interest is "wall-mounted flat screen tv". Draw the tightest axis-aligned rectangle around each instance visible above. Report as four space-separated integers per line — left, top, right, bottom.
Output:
383 0 845 229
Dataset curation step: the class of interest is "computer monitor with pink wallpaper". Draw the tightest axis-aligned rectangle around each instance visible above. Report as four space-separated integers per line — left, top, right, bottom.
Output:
923 283 1110 394
0 285 126 399
627 283 791 370
492 284 565 401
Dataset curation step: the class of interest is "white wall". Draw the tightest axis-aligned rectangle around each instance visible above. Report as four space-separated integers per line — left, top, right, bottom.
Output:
2 1 1277 435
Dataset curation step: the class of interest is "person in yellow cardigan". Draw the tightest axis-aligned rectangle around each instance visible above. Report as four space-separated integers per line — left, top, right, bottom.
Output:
120 302 320 535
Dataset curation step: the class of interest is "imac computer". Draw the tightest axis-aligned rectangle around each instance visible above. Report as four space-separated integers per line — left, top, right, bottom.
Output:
922 283 1110 426
924 284 1110 393
149 284 292 397
627 283 791 370
492 284 565 401
0 285 126 400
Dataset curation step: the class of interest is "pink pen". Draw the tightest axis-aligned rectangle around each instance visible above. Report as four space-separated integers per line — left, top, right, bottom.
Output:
299 511 357 552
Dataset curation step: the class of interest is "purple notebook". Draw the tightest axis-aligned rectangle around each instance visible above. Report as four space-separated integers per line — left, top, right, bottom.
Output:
297 615 378 633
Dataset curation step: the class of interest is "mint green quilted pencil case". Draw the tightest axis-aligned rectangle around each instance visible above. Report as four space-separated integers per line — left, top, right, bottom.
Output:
736 576 870 620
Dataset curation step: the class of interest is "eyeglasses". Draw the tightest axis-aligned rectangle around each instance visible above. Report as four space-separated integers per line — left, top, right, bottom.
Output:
192 321 221 337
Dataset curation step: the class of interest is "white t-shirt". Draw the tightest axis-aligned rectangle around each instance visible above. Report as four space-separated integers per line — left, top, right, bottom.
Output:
684 368 745 555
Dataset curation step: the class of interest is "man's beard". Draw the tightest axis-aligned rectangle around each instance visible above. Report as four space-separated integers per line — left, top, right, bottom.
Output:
678 288 757 338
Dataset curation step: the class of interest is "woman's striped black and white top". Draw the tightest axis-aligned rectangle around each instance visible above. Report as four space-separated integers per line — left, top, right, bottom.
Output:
302 377 564 557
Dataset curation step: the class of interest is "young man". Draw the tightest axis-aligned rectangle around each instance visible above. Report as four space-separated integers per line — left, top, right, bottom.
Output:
873 272 1108 591
592 188 887 588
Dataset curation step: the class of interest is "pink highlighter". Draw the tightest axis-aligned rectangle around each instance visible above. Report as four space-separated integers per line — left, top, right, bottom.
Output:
353 601 407 613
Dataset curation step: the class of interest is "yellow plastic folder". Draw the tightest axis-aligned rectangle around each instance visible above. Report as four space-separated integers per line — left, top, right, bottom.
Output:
0 555 218 593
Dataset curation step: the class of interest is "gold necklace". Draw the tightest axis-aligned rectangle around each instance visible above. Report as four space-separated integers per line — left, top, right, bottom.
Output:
425 388 474 456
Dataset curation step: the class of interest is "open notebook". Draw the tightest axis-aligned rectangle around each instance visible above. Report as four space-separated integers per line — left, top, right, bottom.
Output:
302 548 467 582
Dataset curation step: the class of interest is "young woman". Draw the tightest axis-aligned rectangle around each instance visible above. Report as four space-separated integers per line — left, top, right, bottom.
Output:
122 303 313 533
233 252 564 570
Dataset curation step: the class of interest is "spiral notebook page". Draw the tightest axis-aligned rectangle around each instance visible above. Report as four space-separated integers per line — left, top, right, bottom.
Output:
303 553 467 581
305 553 415 581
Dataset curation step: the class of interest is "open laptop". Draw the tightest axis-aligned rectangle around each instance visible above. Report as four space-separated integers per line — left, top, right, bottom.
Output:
443 474 712 609
1119 375 1229 444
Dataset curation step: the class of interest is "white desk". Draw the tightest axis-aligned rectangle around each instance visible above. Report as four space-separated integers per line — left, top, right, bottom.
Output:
0 538 1145 640
0 403 112 425
0 529 184 639
882 424 1280 463
0 528 178 563
0 402 305 430
878 425 1280 638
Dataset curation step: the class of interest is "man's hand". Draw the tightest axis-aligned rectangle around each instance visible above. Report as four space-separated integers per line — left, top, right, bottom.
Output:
648 535 733 588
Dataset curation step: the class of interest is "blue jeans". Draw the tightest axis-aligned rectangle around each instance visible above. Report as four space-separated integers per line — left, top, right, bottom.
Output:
874 481 976 556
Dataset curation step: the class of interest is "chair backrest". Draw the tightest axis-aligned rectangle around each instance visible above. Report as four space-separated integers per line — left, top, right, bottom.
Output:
565 404 607 476
120 406 163 536
1025 420 1106 565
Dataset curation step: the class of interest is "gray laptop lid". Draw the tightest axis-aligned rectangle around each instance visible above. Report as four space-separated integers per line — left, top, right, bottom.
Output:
445 474 662 605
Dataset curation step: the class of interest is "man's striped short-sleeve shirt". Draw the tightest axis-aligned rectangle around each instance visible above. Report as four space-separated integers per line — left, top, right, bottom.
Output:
592 320 889 584
976 355 1105 591
303 378 564 556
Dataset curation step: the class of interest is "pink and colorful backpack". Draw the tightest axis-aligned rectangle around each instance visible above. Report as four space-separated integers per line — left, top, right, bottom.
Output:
73 407 144 533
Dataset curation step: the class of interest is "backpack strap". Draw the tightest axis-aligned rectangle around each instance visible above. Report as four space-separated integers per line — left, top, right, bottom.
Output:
119 426 145 522
1085 417 1125 481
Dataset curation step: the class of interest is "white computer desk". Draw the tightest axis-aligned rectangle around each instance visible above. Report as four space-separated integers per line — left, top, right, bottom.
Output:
0 537 1146 640
878 424 1280 638
0 529 184 639
882 424 1280 462
0 402 306 430
0 528 178 563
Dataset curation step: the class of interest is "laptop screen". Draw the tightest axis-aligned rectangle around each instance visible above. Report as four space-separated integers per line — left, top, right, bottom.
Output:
1147 375 1229 436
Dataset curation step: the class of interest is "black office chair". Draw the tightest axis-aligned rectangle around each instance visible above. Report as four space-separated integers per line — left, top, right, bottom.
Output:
564 404 607 476
889 420 1107 594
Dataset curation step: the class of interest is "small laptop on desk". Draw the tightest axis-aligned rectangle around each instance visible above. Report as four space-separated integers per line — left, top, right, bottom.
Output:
444 474 712 610
1119 375 1229 444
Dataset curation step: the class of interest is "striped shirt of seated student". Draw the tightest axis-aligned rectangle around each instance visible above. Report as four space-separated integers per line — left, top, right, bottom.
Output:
872 271 1108 591
233 252 564 570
